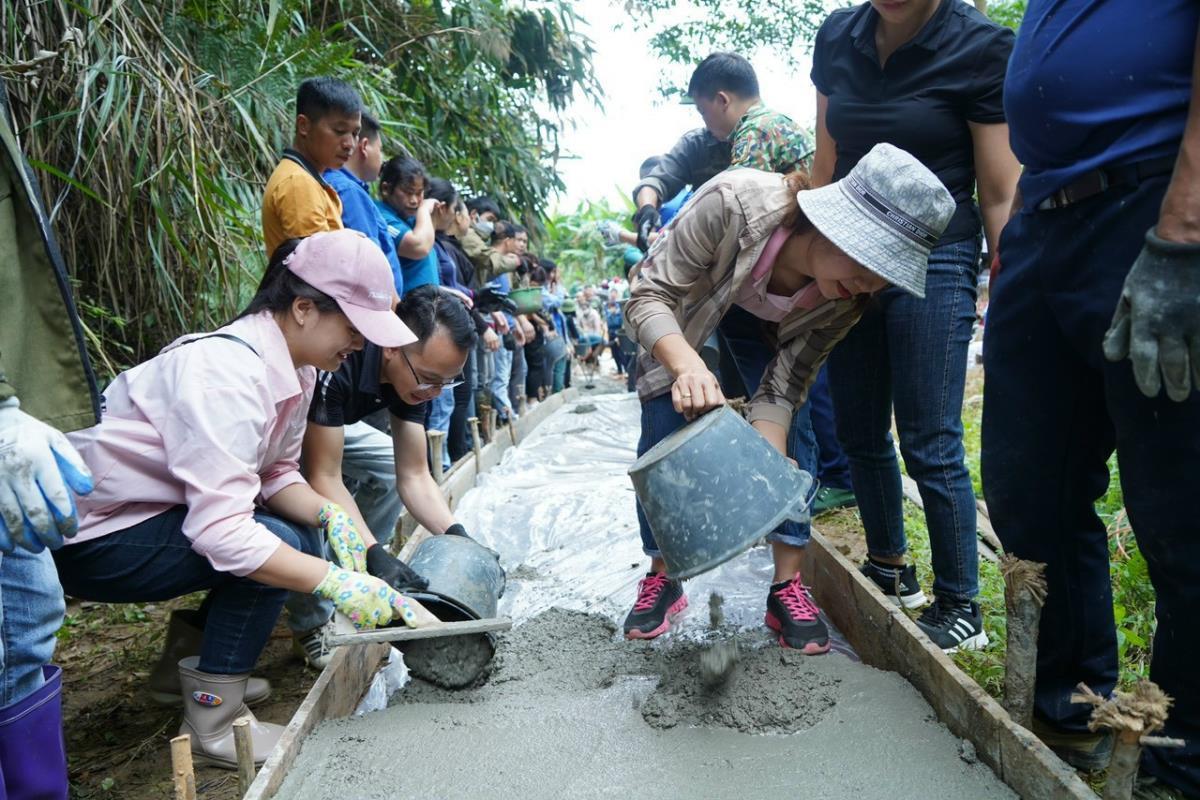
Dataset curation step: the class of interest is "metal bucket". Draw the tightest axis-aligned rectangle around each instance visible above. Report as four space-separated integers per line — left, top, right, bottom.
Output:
628 405 816 579
398 535 507 689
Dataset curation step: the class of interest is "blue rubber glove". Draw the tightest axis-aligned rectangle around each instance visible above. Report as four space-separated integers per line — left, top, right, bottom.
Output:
0 398 94 553
1103 228 1200 401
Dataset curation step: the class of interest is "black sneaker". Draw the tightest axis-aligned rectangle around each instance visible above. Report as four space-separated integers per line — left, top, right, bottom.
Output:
764 573 830 654
916 598 988 653
623 572 687 640
859 559 928 609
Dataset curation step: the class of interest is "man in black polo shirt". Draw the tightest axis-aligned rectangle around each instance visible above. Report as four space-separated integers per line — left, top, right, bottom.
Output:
288 285 478 667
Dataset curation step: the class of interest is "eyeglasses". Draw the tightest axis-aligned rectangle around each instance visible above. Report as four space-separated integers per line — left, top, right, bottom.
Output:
400 347 463 392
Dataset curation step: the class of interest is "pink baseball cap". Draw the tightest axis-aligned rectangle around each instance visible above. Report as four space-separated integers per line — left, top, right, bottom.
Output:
283 230 417 348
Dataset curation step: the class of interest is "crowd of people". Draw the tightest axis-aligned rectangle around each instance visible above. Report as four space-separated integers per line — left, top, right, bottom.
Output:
0 0 1197 797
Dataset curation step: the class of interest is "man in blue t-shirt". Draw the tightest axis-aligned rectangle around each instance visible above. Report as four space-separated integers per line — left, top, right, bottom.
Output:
322 112 403 295
984 2 1200 792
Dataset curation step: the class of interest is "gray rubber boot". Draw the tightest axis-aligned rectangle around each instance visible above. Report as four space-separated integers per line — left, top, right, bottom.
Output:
177 656 284 769
149 610 271 706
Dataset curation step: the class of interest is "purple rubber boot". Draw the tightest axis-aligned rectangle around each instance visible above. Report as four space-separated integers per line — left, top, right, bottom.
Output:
0 665 68 799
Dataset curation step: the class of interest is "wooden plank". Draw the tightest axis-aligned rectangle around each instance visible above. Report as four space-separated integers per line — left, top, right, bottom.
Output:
900 474 1000 562
803 528 1094 800
244 642 389 800
326 617 513 647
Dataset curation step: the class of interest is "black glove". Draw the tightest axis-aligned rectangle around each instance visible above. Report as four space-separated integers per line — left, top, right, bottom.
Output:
1102 227 1200 401
443 523 472 540
633 204 660 253
516 258 529 276
365 543 429 592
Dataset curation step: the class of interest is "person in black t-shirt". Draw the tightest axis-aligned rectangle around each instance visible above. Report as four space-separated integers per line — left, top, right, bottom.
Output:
288 286 478 667
811 0 1020 653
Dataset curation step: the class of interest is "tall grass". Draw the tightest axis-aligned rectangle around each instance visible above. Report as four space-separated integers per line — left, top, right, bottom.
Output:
1 0 598 377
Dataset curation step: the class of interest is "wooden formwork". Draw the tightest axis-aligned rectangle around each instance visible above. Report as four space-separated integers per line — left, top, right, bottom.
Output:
245 389 1095 799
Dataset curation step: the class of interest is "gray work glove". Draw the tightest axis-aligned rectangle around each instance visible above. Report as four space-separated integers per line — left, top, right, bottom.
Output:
1103 228 1200 401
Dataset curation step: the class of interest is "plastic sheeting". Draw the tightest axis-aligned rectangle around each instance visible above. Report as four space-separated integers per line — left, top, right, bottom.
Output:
454 393 855 656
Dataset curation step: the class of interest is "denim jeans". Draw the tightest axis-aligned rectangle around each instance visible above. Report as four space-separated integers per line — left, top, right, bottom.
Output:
0 548 65 706
551 355 568 394
53 507 319 674
827 237 980 603
448 347 477 462
983 174 1199 794
427 385 454 471
489 347 514 418
635 305 817 556
809 366 852 491
508 345 527 413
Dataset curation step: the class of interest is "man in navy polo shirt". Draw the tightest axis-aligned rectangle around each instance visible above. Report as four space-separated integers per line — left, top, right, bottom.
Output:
984 2 1200 793
323 112 404 296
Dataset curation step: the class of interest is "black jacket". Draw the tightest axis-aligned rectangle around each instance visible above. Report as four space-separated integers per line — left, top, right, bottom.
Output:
631 128 732 207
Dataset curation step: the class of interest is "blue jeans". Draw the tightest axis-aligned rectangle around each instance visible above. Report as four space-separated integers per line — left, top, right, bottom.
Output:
508 344 527 413
983 174 1199 794
827 237 980 603
0 548 64 706
53 508 319 674
427 385 454 471
489 347 514 417
809 366 852 491
551 356 568 393
635 306 816 557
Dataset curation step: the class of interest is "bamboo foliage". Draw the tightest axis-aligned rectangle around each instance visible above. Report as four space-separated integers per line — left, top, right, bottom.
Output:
1 0 598 375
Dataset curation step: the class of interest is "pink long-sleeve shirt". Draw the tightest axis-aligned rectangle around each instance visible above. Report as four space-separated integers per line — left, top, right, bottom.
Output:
66 311 316 576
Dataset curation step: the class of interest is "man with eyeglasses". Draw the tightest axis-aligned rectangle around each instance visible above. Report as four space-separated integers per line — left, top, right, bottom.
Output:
289 285 479 668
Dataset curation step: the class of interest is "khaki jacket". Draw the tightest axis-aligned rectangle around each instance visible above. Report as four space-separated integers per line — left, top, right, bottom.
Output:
625 168 865 430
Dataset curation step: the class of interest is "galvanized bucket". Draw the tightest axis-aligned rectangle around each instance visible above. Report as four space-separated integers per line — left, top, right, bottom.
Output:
628 405 816 579
399 534 507 689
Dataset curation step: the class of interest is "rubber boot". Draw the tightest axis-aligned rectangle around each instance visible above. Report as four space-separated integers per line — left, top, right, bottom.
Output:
0 665 69 799
149 610 270 707
177 657 283 769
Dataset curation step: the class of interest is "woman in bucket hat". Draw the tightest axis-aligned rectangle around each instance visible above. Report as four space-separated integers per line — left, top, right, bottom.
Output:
52 229 434 770
622 143 954 653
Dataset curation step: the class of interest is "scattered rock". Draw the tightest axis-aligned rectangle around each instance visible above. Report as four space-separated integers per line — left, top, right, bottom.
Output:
960 739 978 764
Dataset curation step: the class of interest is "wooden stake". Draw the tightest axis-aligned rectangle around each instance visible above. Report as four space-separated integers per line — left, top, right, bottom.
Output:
426 430 445 484
468 417 482 470
1001 555 1047 730
1072 681 1181 800
233 716 256 796
169 734 197 800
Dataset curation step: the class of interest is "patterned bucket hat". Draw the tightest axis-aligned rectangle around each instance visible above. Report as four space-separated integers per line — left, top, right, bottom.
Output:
796 143 954 298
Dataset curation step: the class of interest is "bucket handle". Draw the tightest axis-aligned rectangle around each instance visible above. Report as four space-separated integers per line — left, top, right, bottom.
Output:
785 472 820 524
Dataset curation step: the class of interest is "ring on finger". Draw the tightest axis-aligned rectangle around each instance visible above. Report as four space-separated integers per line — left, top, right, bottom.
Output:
679 393 692 399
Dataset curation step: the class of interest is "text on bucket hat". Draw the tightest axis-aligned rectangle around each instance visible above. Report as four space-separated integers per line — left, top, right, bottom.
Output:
795 143 954 299
283 229 417 348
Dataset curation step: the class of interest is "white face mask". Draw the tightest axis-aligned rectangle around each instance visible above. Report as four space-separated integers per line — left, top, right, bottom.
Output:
474 220 495 239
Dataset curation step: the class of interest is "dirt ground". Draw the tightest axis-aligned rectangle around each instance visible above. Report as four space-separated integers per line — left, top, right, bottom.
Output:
59 595 314 800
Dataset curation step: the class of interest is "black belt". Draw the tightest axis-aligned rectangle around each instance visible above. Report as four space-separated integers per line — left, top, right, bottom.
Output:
1036 156 1176 211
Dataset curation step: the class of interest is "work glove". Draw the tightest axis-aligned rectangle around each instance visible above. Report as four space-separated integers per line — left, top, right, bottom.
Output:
366 543 429 592
312 563 419 631
1102 227 1200 401
0 398 94 554
318 502 367 573
597 220 623 247
632 204 660 253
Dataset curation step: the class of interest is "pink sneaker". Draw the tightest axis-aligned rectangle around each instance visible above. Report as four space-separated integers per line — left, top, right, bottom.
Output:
623 572 688 639
765 573 830 654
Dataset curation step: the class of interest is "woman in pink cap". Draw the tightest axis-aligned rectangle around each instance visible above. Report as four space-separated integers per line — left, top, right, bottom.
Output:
52 230 429 770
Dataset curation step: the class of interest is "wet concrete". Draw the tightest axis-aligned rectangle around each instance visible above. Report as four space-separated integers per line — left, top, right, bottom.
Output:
279 608 1014 799
277 396 1016 799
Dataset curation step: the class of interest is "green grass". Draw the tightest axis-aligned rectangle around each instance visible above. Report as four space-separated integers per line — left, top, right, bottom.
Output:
906 374 1157 699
